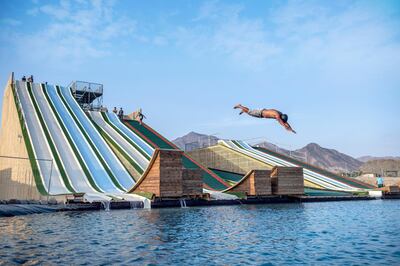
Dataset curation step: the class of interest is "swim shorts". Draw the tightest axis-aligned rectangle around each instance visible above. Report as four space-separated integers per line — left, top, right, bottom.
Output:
248 109 264 118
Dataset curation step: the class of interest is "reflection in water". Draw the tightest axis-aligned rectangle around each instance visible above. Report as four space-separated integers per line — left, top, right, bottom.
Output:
0 201 399 265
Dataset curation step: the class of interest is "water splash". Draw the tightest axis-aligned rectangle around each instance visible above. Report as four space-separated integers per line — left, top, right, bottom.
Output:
179 199 187 208
129 201 142 209
101 201 110 211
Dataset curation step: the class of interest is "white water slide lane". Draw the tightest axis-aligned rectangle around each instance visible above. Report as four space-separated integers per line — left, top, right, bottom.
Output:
89 111 149 170
15 81 69 195
44 84 122 194
59 86 134 190
30 83 106 197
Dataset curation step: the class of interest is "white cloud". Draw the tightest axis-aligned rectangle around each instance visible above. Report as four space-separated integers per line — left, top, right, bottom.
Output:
175 2 280 68
20 0 136 63
174 0 400 70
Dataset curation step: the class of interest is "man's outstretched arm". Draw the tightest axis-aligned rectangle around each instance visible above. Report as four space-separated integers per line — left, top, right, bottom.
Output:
285 122 296 134
276 117 296 134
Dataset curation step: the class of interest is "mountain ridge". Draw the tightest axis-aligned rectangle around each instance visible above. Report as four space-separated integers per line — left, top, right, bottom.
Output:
172 131 364 173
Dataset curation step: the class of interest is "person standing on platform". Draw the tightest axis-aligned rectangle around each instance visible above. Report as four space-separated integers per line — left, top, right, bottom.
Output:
118 107 124 120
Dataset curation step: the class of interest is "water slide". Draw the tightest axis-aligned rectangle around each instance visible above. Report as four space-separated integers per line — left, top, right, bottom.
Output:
30 83 112 201
105 112 154 157
254 146 372 190
88 111 149 178
14 81 69 195
58 86 135 190
220 140 371 191
44 85 122 194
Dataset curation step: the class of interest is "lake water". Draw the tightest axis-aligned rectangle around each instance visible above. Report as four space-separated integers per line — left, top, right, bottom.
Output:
1 200 399 265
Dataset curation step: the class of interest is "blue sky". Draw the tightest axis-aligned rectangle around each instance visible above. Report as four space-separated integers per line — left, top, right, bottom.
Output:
1 0 399 157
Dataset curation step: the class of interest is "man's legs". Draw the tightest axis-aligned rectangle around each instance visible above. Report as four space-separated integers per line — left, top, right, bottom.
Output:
234 104 249 115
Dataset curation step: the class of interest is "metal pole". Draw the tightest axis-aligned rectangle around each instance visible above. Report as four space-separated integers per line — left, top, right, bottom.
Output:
47 159 54 203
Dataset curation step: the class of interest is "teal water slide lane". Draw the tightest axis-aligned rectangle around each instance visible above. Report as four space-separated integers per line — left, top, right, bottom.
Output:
14 81 70 195
58 86 133 190
209 168 244 183
45 85 121 193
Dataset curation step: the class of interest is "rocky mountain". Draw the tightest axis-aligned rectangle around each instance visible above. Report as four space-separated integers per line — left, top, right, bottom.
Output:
254 141 290 155
360 159 400 174
173 132 365 173
172 131 219 151
357 156 400 162
295 143 363 173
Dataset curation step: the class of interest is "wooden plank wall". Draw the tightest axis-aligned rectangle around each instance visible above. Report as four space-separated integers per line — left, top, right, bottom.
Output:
133 150 203 198
227 170 272 196
271 166 304 195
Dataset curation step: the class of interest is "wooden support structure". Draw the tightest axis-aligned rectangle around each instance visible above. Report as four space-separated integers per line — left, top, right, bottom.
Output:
182 168 203 196
130 149 203 198
223 170 272 196
0 73 44 200
271 166 304 195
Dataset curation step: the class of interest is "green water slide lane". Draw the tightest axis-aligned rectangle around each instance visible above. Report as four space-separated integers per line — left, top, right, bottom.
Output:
12 82 47 195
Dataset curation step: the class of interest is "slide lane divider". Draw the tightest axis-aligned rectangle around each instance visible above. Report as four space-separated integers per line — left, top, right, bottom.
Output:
27 83 75 193
102 112 152 161
42 84 103 193
56 86 125 191
12 82 47 195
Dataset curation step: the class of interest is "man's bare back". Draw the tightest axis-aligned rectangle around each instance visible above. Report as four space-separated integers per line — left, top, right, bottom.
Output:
234 104 296 134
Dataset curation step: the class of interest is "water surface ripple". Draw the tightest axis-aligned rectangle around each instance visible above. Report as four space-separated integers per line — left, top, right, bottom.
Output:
1 200 399 265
